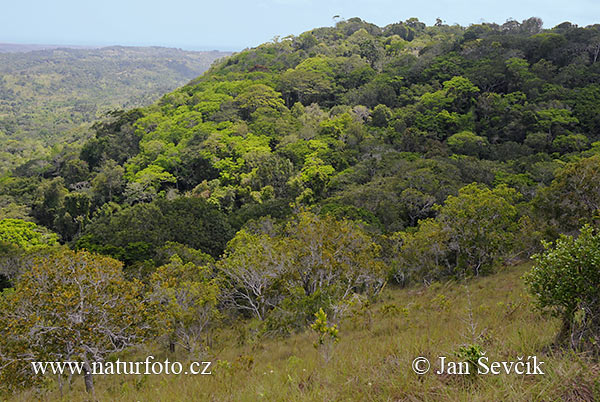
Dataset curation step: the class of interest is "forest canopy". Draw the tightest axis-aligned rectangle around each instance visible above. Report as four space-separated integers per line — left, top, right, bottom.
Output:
3 16 600 396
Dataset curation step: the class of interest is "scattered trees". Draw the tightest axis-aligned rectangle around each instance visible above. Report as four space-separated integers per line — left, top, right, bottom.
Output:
3 16 600 397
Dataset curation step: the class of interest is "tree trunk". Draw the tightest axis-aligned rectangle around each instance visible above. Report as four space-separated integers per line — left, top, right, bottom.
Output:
83 361 96 400
57 374 63 398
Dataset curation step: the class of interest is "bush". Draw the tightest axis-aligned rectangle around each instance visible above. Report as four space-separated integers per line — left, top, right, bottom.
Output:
525 225 600 352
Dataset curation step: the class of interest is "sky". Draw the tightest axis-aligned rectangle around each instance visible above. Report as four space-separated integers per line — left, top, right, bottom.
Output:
0 0 598 51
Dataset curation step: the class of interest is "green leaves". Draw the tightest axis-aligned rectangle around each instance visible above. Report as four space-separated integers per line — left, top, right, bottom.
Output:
398 183 521 281
150 255 219 353
525 225 600 351
311 308 339 346
0 250 153 392
537 155 600 231
0 218 58 249
217 211 386 326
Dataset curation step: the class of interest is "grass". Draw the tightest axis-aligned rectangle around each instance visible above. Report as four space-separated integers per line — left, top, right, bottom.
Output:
12 263 600 401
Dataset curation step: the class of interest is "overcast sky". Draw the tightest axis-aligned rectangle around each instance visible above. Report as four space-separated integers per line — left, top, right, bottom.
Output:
1 0 598 51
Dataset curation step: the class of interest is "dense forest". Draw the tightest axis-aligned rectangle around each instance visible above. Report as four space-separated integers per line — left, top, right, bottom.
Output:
0 46 229 171
2 17 600 399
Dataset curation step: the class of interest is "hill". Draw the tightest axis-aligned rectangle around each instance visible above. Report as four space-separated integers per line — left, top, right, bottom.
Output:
0 46 230 171
2 16 600 400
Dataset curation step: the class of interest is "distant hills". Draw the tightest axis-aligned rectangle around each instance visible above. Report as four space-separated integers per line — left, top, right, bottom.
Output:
0 43 99 53
0 45 231 171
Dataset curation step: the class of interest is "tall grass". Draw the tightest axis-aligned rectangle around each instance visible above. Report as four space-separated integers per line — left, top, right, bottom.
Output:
12 263 600 401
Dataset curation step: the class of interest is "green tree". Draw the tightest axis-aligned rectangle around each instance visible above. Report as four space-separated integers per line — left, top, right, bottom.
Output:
435 183 520 275
537 155 600 231
310 308 339 363
399 183 521 280
217 230 290 321
525 225 600 352
0 218 58 249
0 250 153 396
234 84 286 120
0 219 60 288
535 107 578 137
150 255 219 353
285 210 386 299
91 159 125 205
447 131 488 157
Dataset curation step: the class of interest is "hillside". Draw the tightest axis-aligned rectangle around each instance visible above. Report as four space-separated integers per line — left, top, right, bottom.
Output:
11 263 599 401
0 46 230 171
2 16 600 400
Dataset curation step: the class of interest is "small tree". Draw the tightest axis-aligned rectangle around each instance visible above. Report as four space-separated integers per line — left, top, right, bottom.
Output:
0 250 152 396
217 230 290 320
435 183 520 276
150 255 219 354
525 225 600 352
286 210 387 299
311 308 339 363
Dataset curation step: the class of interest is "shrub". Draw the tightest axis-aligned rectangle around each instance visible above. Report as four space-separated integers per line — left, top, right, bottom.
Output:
525 225 600 352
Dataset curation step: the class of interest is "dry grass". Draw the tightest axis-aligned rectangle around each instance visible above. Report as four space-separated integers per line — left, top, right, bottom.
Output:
12 263 600 401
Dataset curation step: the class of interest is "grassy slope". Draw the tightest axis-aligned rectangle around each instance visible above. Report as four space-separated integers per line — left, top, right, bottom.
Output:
14 263 600 401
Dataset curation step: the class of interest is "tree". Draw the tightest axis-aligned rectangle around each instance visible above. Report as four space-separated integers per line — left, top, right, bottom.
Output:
217 230 290 320
0 250 153 396
537 155 600 231
435 183 520 276
91 159 125 205
398 188 436 227
552 133 589 153
31 177 67 229
285 210 386 299
54 192 91 241
311 308 339 363
0 218 58 249
78 197 233 264
535 107 578 137
234 84 286 120
0 219 59 288
125 165 176 204
397 218 453 283
525 225 600 352
442 76 480 113
447 131 488 157
150 255 219 354
279 57 335 106
398 183 521 280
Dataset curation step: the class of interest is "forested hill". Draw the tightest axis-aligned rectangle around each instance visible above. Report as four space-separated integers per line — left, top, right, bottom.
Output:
3 16 600 275
0 46 230 171
5 17 600 398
